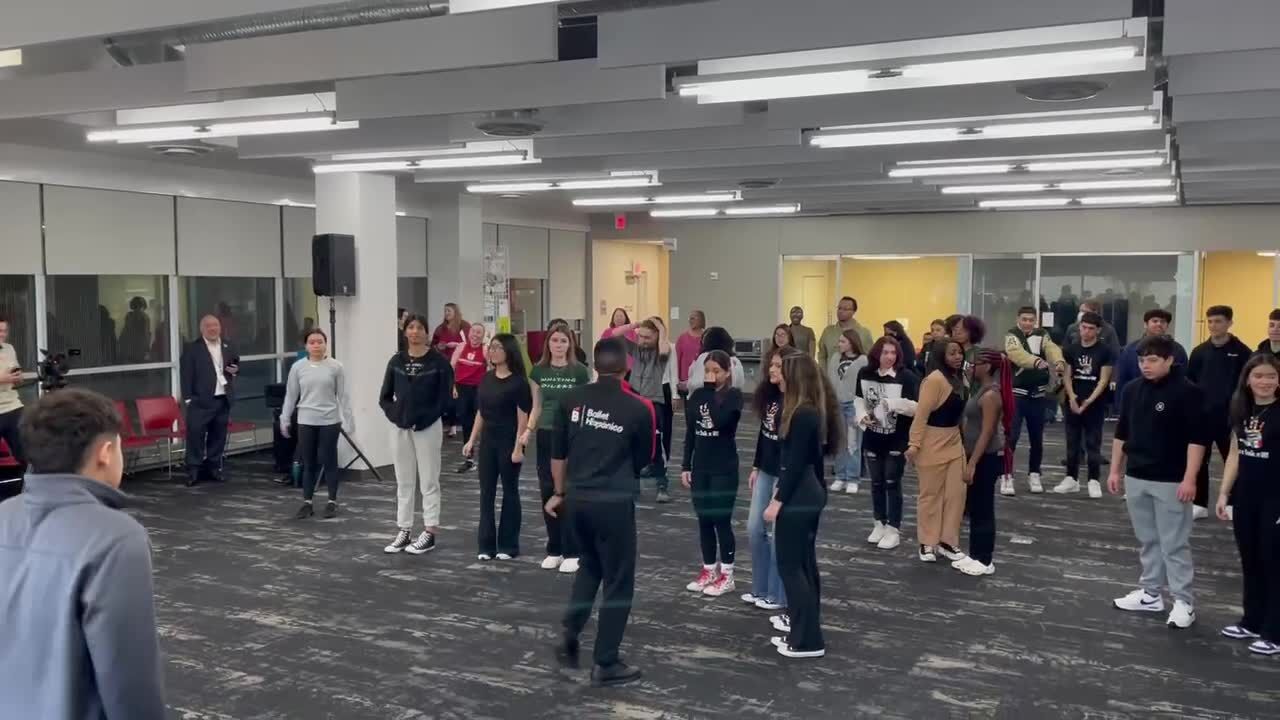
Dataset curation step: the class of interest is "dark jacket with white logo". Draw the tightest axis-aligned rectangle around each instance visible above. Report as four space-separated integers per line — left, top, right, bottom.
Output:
552 376 656 500
681 384 743 475
1187 335 1252 414
1115 370 1211 482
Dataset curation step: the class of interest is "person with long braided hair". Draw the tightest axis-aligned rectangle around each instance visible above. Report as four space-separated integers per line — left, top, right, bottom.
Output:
955 349 1015 576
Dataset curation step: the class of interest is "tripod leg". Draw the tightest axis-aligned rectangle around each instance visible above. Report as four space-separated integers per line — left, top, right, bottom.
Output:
339 429 385 482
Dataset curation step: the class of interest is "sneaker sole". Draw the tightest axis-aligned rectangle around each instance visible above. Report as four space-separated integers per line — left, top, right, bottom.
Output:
1114 601 1165 613
1249 644 1280 656
1167 618 1195 629
1222 628 1261 640
777 646 825 658
591 671 643 688
384 545 408 554
405 546 436 555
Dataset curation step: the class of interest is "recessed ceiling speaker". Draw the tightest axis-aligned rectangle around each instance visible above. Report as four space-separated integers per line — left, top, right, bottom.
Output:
474 109 545 137
738 178 779 190
1016 78 1109 102
148 143 213 157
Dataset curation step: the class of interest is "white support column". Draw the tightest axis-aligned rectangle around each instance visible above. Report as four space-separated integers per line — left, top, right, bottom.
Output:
316 172 398 468
427 194 484 326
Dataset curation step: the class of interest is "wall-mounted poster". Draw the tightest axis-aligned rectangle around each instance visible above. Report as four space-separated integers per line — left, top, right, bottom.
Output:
483 246 511 334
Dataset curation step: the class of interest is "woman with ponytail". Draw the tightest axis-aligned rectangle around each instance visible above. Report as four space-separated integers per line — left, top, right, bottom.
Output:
955 349 1014 576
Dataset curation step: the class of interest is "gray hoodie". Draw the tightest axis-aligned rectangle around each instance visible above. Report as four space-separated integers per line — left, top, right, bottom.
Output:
0 474 167 720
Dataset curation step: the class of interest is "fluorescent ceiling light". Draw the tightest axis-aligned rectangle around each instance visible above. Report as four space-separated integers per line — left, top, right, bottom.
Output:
651 208 720 218
396 211 408 217
941 183 1048 194
723 204 801 216
678 44 1142 103
609 170 654 177
314 154 539 174
1057 178 1173 191
450 0 560 12
1258 252 1278 257
1077 193 1178 205
896 149 1163 166
87 115 356 144
979 198 1072 209
330 140 532 162
467 182 557 193
943 178 1173 194
116 92 336 125
275 199 315 208
889 154 1167 178
572 197 651 207
0 49 21 69
652 193 740 204
847 255 923 260
813 114 1158 149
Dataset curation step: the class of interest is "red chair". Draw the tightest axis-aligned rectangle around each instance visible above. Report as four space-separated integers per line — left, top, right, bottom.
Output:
135 396 186 477
0 439 18 469
114 401 157 476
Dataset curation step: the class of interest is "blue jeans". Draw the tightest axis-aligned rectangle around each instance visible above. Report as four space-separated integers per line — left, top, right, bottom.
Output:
835 401 861 482
747 470 786 606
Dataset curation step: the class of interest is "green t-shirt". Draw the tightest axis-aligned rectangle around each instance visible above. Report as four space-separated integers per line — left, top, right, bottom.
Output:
530 362 591 430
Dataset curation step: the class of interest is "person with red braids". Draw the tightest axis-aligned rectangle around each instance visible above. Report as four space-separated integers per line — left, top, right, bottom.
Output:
955 349 1014 577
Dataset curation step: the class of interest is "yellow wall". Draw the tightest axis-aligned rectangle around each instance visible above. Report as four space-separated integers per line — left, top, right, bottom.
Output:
840 256 959 345
591 240 670 338
781 259 837 328
1199 251 1275 346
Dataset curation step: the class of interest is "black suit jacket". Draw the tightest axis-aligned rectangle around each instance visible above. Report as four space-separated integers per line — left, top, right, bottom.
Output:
180 339 240 406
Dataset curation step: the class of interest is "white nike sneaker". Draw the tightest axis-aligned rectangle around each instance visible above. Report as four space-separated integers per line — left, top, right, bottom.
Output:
1087 480 1103 499
999 476 1016 496
876 526 901 550
1028 473 1044 494
1053 477 1080 494
1113 588 1164 613
1167 600 1196 629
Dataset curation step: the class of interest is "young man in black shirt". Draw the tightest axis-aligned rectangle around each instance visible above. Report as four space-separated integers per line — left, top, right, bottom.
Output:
1257 308 1280 361
1108 335 1210 630
1187 304 1252 518
1057 312 1115 498
545 338 655 688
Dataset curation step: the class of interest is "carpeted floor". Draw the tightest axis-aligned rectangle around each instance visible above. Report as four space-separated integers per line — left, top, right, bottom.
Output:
117 413 1280 720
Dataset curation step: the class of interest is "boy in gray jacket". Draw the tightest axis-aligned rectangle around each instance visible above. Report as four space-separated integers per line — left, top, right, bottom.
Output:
0 388 166 719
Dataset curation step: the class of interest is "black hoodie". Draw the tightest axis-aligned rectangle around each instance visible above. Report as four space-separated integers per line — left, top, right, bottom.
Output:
1188 334 1252 413
379 349 454 431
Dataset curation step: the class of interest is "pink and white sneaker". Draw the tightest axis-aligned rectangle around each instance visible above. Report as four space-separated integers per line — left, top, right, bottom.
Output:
685 566 719 592
702 568 736 597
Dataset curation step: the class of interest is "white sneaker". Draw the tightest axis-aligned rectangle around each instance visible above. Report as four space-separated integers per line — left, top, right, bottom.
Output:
1028 473 1044 494
867 522 886 544
830 480 847 493
1113 589 1164 613
541 555 564 570
740 592 759 605
1053 477 1080 494
936 543 966 561
1192 505 1209 520
770 614 791 633
496 553 514 561
845 482 859 494
999 476 1016 496
477 553 493 561
1227 505 1234 521
877 526 901 550
558 558 579 574
755 598 784 611
918 545 937 562
1167 600 1196 629
952 557 996 576
777 644 826 659
1087 480 1103 499
702 570 735 597
686 566 719 592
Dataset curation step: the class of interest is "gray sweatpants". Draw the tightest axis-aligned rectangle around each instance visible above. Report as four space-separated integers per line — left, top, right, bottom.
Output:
1124 475 1194 605
393 423 443 529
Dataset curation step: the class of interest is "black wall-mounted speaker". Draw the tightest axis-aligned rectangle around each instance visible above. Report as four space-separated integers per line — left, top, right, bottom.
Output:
312 234 356 297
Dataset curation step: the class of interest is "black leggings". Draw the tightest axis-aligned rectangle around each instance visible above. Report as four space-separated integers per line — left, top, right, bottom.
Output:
297 423 341 501
478 426 522 556
455 384 480 444
537 429 576 558
0 408 24 501
965 453 1001 565
691 471 738 565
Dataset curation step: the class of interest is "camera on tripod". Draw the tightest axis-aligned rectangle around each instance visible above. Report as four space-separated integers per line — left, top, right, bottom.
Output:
37 348 81 392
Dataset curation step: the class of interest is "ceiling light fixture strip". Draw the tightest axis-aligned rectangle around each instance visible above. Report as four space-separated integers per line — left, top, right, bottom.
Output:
573 192 742 207
87 113 356 144
651 204 800 218
812 114 1159 149
979 192 1178 209
889 155 1168 178
466 177 659 193
314 153 540 174
942 178 1174 194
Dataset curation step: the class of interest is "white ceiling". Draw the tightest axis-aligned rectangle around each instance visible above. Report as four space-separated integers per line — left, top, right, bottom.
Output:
0 0 1277 217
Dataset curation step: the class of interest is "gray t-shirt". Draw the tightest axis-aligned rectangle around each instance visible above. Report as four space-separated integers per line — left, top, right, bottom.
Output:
962 384 1003 457
625 339 668 404
282 358 354 430
828 353 867 404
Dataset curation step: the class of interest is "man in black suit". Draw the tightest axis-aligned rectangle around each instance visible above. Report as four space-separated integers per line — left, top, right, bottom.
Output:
180 314 239 487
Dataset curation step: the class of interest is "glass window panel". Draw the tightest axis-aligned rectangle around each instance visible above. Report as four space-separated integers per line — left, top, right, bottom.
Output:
971 257 1036 349
18 384 37 408
229 358 277 426
1039 255 1182 347
284 277 319 354
509 279 544 336
0 275 37 368
46 275 171 367
397 277 430 317
66 367 172 410
180 277 276 355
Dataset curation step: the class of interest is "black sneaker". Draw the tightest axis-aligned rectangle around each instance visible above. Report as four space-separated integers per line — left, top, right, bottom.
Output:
655 490 671 504
323 501 338 519
591 662 642 688
294 502 314 519
456 459 475 473
554 639 580 670
406 531 436 555
384 528 412 553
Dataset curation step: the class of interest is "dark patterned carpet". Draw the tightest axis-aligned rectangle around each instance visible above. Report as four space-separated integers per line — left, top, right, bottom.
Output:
116 414 1280 720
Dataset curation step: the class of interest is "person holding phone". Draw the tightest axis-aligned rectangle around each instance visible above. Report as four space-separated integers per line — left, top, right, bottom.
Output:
180 314 240 487
0 316 27 498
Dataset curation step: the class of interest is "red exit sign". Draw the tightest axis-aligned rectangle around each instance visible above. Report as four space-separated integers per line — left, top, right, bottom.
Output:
614 213 627 230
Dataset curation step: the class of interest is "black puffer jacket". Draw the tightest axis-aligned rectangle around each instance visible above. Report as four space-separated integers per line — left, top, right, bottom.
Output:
379 349 454 431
